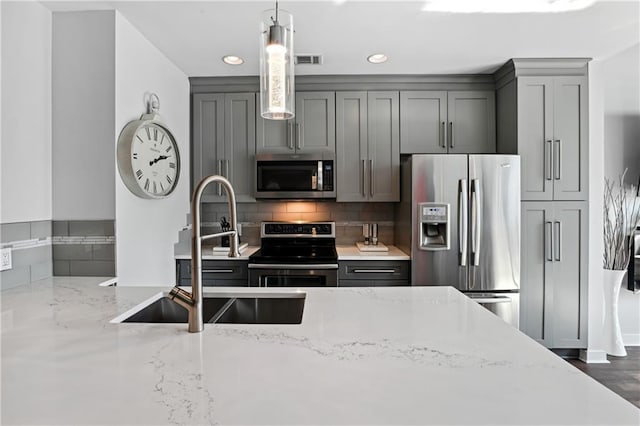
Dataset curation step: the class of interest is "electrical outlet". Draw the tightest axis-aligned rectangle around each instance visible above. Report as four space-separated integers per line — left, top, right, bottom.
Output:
1 248 12 271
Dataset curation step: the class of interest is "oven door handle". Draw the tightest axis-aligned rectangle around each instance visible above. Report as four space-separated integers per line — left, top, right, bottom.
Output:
248 263 339 270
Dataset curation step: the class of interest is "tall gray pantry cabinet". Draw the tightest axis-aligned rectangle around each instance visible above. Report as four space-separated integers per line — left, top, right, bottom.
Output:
496 59 590 350
192 92 256 202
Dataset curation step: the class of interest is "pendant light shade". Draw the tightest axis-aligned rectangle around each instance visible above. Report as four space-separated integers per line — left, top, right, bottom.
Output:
260 3 294 120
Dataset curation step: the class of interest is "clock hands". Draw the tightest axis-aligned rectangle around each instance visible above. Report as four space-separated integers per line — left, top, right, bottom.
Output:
149 155 169 166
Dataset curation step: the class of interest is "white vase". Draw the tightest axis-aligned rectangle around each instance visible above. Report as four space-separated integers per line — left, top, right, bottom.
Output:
602 269 627 357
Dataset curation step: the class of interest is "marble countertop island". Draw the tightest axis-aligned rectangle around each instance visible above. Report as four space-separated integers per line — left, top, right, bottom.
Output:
2 277 638 425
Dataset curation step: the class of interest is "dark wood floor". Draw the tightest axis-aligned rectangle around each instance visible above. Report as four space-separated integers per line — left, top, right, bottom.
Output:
567 347 640 408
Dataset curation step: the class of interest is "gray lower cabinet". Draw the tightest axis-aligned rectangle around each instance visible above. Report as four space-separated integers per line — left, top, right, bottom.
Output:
256 91 336 155
520 201 588 349
400 90 496 154
176 259 248 287
338 260 409 286
192 92 256 202
336 91 400 202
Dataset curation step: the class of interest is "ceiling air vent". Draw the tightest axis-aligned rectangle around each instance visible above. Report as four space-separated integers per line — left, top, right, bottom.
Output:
295 54 323 65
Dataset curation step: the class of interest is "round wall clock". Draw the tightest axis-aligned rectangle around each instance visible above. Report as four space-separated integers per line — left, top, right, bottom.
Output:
117 94 180 199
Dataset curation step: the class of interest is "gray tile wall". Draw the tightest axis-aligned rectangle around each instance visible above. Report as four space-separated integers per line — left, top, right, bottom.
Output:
199 202 395 246
52 220 115 277
0 221 53 290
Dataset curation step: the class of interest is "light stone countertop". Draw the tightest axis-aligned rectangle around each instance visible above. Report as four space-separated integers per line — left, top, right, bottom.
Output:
1 277 638 425
336 244 410 260
175 245 410 261
175 245 260 260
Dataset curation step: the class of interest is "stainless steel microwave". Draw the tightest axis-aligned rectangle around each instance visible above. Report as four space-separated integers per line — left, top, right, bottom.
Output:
255 153 336 199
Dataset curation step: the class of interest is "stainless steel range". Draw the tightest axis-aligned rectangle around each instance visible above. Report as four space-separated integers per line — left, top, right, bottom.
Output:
248 222 338 287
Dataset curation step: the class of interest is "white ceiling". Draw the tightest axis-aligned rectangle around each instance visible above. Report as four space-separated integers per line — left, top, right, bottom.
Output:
42 0 640 77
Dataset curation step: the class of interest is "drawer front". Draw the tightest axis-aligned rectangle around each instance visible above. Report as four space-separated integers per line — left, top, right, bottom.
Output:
339 279 409 287
177 277 248 287
338 260 409 281
176 260 248 281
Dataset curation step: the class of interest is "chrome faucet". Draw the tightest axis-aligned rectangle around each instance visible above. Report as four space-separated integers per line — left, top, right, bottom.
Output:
169 175 240 332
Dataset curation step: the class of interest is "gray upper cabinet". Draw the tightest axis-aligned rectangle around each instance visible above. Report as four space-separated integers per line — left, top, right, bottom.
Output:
517 76 588 201
400 90 496 154
256 91 336 155
506 75 588 201
192 92 256 202
336 91 400 202
520 201 588 349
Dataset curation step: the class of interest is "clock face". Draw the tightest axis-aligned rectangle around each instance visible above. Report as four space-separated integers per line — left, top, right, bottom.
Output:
129 122 179 197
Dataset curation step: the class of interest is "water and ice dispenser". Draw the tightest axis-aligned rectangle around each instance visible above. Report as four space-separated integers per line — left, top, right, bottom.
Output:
418 202 450 251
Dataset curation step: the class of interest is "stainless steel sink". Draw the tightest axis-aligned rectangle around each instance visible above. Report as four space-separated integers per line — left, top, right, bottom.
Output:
121 297 231 323
213 296 305 324
116 293 305 325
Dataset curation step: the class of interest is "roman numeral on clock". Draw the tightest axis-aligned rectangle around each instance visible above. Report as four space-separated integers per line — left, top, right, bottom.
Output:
133 153 138 160
169 162 176 169
153 181 157 194
144 178 150 191
135 169 143 179
153 128 158 141
166 175 173 184
165 146 172 153
145 127 151 140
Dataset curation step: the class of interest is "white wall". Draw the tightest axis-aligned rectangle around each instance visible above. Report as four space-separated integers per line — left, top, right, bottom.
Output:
586 60 607 362
52 11 116 220
114 12 189 286
602 43 640 345
0 1 51 223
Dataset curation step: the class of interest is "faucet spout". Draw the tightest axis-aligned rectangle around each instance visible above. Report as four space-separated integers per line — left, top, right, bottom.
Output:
170 174 240 333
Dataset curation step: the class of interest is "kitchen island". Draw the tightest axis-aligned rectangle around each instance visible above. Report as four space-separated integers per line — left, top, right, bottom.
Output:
2 277 638 425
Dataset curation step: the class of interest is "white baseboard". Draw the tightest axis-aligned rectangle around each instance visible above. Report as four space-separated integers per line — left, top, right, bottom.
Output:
579 349 610 364
622 333 640 346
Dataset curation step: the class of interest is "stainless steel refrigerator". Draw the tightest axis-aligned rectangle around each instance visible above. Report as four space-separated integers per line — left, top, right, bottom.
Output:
395 154 520 328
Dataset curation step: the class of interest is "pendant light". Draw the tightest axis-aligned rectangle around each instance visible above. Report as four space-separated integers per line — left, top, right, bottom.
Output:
260 1 294 120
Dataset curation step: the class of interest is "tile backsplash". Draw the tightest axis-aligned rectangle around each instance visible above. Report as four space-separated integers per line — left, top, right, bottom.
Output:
199 201 395 246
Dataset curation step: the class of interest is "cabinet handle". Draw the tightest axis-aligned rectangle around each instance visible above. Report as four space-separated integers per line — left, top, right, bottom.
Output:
441 121 446 148
545 140 553 181
225 159 230 181
449 122 454 149
369 159 374 197
217 160 223 196
296 123 302 150
287 122 294 150
202 269 234 274
545 221 553 262
554 139 561 180
362 159 366 197
554 221 561 262
352 269 396 274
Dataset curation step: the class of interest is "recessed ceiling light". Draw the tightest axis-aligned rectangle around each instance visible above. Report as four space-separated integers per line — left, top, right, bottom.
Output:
367 53 388 64
222 55 244 65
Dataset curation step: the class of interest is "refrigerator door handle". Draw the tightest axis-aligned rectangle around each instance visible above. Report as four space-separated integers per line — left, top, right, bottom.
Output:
471 179 481 266
545 221 553 262
459 179 468 266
